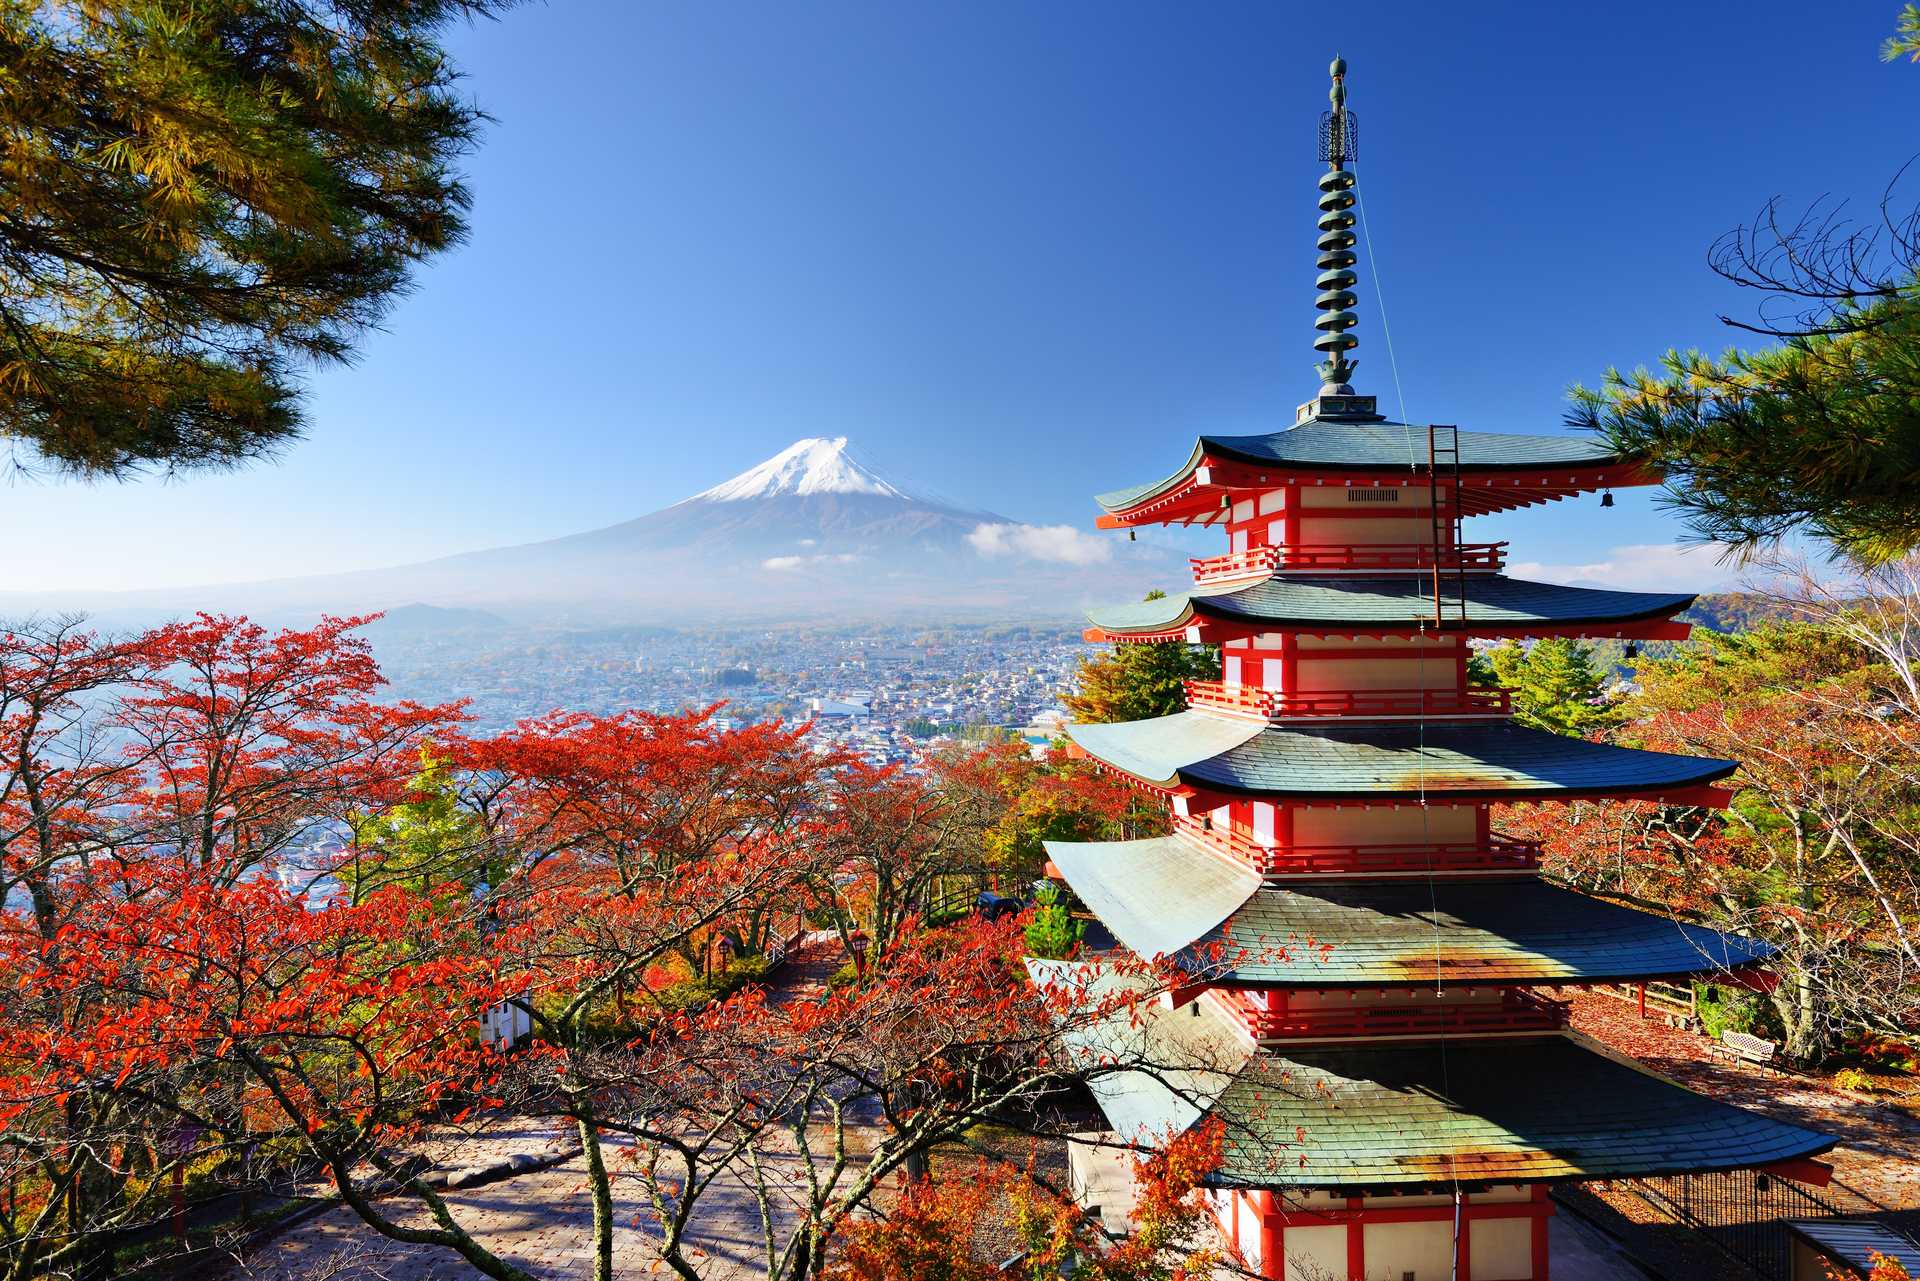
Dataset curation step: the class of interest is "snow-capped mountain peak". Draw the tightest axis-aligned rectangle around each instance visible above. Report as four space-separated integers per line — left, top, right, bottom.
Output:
691 437 909 503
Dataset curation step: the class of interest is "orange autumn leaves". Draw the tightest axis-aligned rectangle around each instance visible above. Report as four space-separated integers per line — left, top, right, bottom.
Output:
829 1122 1231 1281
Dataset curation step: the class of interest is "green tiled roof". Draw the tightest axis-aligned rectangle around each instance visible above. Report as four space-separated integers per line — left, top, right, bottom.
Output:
1043 835 1770 983
1208 877 1770 983
1087 575 1695 635
1031 962 1832 1189
1065 712 1737 799
1209 1035 1833 1188
1063 712 1265 788
1096 422 1626 512
1026 958 1250 1140
1045 836 1261 960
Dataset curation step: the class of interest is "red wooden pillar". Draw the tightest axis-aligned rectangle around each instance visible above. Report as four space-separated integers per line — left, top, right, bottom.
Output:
1531 1184 1552 1279
1637 983 1648 1018
1251 1191 1284 1279
1345 1196 1366 1280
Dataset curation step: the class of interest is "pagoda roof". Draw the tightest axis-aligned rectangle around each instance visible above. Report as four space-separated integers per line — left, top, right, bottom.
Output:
1065 712 1737 801
1044 835 1769 984
1030 961 1834 1190
1086 574 1695 639
1221 1036 1831 1188
1096 421 1629 515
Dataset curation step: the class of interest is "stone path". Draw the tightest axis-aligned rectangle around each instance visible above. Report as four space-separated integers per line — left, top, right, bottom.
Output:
234 942 855 1281
246 961 1917 1281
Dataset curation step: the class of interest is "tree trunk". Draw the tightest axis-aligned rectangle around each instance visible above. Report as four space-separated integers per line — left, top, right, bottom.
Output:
577 1111 615 1281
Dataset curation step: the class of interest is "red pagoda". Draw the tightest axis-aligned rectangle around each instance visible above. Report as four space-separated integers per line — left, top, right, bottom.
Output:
1040 57 1834 1281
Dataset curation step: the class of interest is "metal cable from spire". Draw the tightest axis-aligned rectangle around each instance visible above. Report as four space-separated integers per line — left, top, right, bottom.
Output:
1314 55 1360 394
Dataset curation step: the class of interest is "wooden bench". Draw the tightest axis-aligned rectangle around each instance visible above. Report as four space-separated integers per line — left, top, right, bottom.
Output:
1714 1029 1779 1070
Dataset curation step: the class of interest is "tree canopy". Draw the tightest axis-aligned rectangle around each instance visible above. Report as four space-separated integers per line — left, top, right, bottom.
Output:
1 0 508 478
1473 637 1621 738
1505 564 1920 1062
1064 596 1217 724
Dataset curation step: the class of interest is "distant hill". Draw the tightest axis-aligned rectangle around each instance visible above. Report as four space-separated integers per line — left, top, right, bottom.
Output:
361 603 514 637
1 437 1182 625
1680 592 1799 634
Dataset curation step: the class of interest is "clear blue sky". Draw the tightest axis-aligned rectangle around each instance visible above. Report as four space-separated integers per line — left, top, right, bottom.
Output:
9 2 1915 593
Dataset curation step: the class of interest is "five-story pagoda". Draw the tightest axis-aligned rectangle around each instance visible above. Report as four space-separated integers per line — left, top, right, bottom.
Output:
1041 57 1834 1281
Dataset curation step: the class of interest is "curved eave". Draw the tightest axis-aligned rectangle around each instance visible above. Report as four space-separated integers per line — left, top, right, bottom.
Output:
1033 962 1834 1191
1063 712 1267 791
1044 835 1261 961
1084 575 1697 642
1046 834 1772 985
1206 1034 1835 1190
1095 425 1653 527
1067 712 1738 804
1202 877 1774 986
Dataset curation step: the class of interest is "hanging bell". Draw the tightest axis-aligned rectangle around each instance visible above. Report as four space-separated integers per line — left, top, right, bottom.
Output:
1128 529 1136 542
1600 490 1615 508
1624 641 1639 659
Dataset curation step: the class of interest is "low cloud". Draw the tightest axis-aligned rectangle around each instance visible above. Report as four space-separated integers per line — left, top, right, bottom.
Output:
762 552 861 572
967 522 1113 566
1506 543 1738 592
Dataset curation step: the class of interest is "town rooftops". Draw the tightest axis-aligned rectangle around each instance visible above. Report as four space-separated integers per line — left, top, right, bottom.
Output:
1085 574 1696 640
1065 711 1738 801
1045 835 1769 984
1030 960 1834 1190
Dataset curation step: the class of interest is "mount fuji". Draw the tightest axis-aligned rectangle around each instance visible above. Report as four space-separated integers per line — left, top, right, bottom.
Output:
19 438 1181 624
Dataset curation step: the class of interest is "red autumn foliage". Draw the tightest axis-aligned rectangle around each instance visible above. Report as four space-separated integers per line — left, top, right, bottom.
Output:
828 1120 1231 1281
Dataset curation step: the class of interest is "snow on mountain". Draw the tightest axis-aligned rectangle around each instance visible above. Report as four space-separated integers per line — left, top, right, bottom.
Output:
690 437 908 502
3 437 1183 624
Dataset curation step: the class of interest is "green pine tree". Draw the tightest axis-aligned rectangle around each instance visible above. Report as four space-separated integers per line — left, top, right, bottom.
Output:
1063 591 1218 724
344 749 494 902
2 0 510 477
1571 8 1920 563
1475 638 1622 737
1023 883 1084 959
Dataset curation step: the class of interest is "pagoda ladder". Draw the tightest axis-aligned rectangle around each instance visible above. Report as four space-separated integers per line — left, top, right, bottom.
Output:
1427 423 1468 628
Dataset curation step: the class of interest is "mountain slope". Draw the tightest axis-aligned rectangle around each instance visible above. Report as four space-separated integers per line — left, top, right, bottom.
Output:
14 438 1183 624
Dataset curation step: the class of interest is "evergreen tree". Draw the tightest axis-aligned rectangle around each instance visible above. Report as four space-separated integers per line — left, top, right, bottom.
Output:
345 749 493 902
1063 594 1217 725
1023 882 1083 959
1476 638 1621 737
1 0 510 477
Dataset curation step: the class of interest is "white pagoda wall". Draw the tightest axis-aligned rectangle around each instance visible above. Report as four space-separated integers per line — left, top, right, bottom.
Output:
1208 1186 1548 1281
1281 802 1478 847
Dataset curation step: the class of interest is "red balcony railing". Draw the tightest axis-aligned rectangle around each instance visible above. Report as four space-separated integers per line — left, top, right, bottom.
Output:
1213 988 1569 1042
1189 541 1508 583
1173 815 1542 876
1184 682 1512 721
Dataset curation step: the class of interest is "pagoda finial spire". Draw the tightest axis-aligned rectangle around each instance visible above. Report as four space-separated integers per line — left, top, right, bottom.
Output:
1314 54 1360 395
